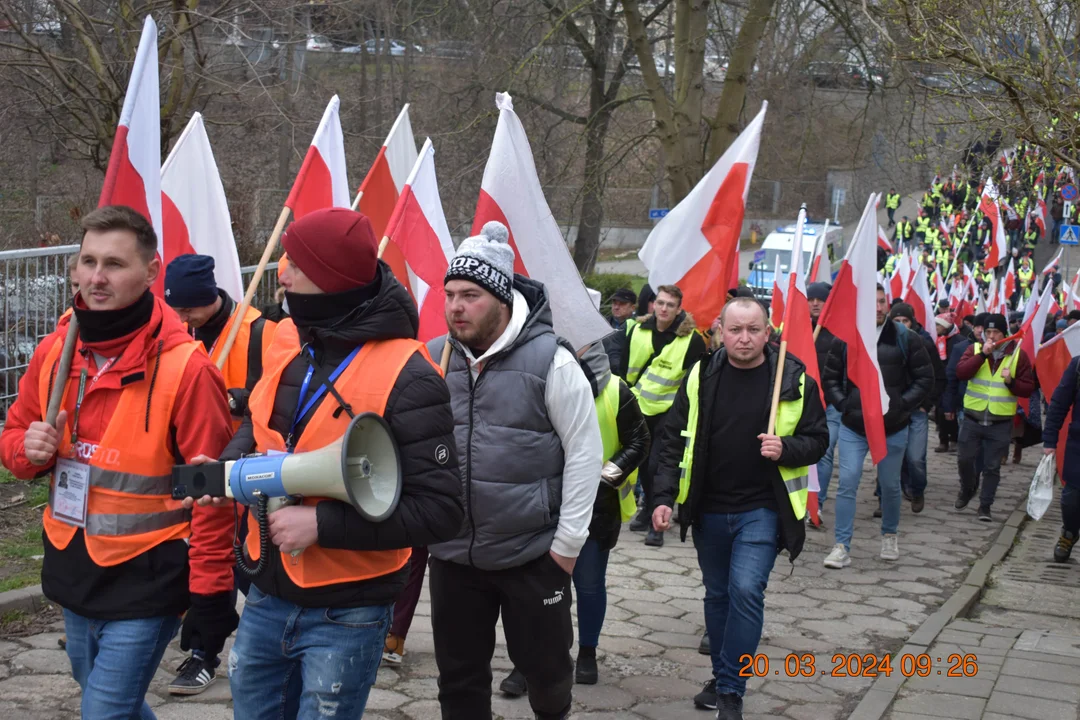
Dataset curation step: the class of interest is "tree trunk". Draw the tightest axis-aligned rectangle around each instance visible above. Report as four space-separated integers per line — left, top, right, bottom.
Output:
276 12 297 189
574 117 610 275
705 0 774 165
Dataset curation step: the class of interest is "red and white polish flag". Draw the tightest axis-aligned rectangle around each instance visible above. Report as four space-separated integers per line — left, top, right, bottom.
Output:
781 209 825 521
770 265 788 328
903 264 938 347
640 103 767 331
1035 321 1080 478
98 16 164 292
384 139 455 342
877 225 893 253
978 178 1008 268
285 95 350 219
357 105 420 291
1042 247 1063 277
889 250 911 301
473 93 611 350
807 220 832 284
160 113 244 302
817 194 890 463
1003 257 1016 303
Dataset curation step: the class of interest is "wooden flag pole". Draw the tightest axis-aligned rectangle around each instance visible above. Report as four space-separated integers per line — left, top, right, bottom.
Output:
812 325 821 341
439 337 453 374
45 317 79 425
378 236 390 258
216 206 292 370
766 339 789 435
351 190 363 211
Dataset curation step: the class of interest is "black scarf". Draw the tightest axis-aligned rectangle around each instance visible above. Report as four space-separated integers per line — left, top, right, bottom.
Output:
285 281 380 332
74 289 155 343
194 290 234 351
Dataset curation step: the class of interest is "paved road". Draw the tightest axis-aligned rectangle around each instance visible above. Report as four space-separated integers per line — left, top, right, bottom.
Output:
0 430 1052 719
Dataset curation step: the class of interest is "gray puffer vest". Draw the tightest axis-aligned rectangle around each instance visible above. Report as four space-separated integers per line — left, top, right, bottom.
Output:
428 277 565 570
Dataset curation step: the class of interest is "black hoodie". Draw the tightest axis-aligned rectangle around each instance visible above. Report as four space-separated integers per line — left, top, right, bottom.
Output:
222 263 463 608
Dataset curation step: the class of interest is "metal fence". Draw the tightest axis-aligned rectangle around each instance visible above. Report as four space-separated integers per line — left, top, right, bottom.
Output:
0 244 279 418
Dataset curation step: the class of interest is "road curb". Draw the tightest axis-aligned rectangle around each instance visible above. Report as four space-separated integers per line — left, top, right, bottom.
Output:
848 504 1029 720
0 584 46 616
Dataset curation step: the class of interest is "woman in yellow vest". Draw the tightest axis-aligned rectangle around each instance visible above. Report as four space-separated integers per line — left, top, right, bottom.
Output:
650 297 828 715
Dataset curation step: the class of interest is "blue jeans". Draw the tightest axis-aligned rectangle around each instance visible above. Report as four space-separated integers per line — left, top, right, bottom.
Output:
572 538 609 648
835 425 908 550
905 410 929 498
63 609 180 720
693 509 779 697
229 585 392 719
815 405 841 505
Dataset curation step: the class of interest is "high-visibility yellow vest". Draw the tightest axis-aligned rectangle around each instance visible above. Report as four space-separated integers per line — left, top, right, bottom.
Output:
1018 267 1034 287
626 326 694 416
885 255 898 274
917 216 931 231
963 345 1022 417
886 193 901 210
1024 230 1038 246
897 221 913 239
595 375 638 523
676 361 809 519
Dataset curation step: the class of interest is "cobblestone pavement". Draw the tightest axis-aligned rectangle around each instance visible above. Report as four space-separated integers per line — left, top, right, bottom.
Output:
0 439 1034 719
885 485 1080 719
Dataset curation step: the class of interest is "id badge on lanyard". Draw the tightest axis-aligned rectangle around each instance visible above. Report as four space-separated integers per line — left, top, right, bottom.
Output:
54 357 115 528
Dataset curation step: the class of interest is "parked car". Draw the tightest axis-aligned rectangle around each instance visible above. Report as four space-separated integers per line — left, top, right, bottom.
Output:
430 40 474 59
341 38 422 55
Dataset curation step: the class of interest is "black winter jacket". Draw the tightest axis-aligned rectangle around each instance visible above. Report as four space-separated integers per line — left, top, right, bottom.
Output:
812 321 836 397
653 345 828 561
222 263 463 608
823 320 934 436
916 328 945 411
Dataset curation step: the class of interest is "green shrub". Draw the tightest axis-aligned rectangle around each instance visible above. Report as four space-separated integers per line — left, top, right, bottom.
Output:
582 273 646 317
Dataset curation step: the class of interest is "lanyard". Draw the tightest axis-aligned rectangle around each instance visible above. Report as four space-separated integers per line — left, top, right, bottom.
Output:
287 345 361 449
68 355 116 449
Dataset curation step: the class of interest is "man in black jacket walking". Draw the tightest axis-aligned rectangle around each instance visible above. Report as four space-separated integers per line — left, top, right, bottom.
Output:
651 297 828 720
809 282 839 524
822 286 933 568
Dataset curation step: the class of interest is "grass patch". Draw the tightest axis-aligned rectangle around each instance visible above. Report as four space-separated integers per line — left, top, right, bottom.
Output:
0 525 43 560
0 467 17 484
0 568 40 593
29 481 48 508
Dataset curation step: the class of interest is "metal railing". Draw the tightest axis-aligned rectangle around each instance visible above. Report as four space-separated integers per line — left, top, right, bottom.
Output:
0 244 279 417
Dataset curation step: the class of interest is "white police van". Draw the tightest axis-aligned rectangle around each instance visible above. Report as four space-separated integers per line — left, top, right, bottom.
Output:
747 221 845 299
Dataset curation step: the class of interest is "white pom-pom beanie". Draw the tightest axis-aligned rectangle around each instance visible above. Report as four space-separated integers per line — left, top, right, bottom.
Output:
444 221 516 305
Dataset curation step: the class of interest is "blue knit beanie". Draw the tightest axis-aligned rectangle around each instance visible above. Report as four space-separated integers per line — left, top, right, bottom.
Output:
164 254 218 308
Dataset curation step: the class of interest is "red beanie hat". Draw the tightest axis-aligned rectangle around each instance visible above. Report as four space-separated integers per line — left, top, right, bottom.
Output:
281 208 378 293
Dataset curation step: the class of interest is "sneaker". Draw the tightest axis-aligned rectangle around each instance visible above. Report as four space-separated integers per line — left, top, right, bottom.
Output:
716 692 745 720
629 508 649 532
382 633 405 666
1054 529 1077 562
644 528 664 547
977 505 992 522
823 544 851 569
698 630 710 655
168 653 216 696
955 487 976 510
693 678 717 710
575 646 598 684
911 495 924 513
499 668 527 697
880 534 900 561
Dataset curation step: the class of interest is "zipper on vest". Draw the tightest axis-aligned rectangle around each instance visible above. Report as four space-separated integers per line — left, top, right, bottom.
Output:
466 369 478 568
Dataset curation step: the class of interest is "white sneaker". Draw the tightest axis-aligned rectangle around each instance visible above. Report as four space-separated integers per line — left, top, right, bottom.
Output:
881 533 899 561
823 544 850 568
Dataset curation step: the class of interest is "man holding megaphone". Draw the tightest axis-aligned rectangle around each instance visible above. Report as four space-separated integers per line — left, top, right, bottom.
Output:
185 207 463 719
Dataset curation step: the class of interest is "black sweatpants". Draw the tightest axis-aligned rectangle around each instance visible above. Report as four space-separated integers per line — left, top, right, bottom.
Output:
430 555 574 720
639 411 670 514
936 405 958 445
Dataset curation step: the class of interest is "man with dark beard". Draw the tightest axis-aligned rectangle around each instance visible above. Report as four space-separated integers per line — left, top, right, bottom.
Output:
428 221 602 720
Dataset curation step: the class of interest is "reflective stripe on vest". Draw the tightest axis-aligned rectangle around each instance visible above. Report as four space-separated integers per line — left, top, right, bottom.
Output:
626 326 693 415
247 319 421 589
38 335 199 567
677 362 809 520
595 376 638 523
962 344 1021 416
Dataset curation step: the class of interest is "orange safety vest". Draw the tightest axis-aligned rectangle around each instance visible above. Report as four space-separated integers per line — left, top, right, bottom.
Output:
246 319 425 589
38 338 198 567
209 306 273 429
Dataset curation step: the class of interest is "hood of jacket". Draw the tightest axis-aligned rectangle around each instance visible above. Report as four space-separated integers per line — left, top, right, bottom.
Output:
580 342 611 399
295 262 419 357
448 275 555 364
637 310 696 337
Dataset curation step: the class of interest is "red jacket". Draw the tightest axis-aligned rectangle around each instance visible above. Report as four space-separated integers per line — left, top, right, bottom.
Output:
0 295 236 601
955 340 1036 416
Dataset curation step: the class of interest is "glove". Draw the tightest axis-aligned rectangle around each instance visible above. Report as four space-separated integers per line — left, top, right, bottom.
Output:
600 461 624 488
180 592 240 659
227 388 251 418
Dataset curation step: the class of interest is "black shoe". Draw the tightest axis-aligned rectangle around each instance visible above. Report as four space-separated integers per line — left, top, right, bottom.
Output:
911 496 924 514
1055 529 1077 562
955 487 975 510
644 528 664 547
168 653 217 696
693 679 717 710
903 488 914 502
977 504 992 522
575 646 598 684
698 630 710 655
629 508 649 532
934 443 951 453
499 668 527 697
716 692 745 720
873 502 882 518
